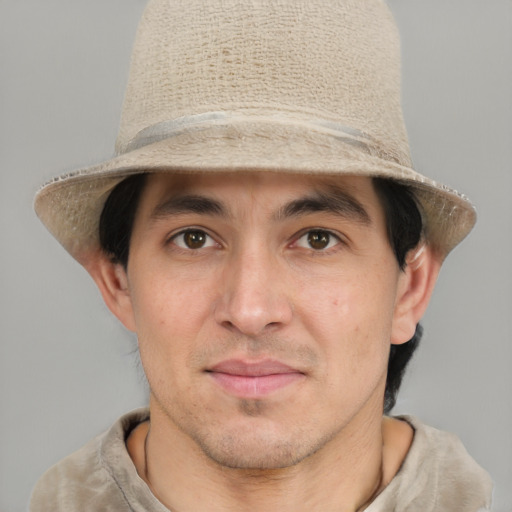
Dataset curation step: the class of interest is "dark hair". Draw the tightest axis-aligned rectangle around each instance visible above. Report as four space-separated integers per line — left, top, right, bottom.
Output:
372 177 424 270
99 174 147 267
99 174 424 413
373 178 424 412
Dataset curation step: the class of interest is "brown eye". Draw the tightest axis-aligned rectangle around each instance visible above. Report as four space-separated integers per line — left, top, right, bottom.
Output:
296 230 339 251
308 231 331 250
173 229 215 250
184 230 206 249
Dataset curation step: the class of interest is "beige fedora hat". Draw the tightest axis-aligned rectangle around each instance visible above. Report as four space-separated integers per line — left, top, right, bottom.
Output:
35 0 476 266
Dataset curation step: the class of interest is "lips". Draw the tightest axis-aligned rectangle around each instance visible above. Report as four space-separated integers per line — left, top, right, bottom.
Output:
207 359 305 398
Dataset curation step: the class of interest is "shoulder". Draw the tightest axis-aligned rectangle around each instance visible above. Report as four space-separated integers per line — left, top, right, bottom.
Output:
395 416 493 511
29 408 151 512
368 416 493 512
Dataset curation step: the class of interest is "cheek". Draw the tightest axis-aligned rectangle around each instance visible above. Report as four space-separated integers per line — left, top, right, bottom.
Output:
131 259 213 324
298 264 397 333
295 264 397 379
128 265 218 371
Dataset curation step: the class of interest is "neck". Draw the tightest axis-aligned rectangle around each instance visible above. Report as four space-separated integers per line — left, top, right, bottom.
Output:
127 401 412 512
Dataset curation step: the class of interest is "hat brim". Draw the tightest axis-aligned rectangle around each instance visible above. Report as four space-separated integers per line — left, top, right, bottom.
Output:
35 119 476 266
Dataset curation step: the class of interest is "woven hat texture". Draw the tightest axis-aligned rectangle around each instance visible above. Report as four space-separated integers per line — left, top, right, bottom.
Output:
34 0 476 265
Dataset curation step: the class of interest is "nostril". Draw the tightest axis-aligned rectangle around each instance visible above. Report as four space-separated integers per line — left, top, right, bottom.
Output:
213 268 294 336
220 320 236 332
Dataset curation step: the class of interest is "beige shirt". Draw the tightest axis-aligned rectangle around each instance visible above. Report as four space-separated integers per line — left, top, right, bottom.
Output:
30 408 493 512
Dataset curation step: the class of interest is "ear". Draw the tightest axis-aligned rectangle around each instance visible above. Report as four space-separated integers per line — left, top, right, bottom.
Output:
390 245 442 345
84 252 137 332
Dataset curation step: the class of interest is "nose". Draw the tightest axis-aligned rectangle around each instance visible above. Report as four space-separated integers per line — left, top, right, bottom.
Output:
214 247 294 337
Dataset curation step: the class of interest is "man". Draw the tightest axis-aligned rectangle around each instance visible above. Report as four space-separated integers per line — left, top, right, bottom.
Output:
30 0 492 510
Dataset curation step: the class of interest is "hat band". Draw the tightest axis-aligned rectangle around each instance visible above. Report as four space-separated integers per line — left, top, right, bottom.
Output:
122 111 397 161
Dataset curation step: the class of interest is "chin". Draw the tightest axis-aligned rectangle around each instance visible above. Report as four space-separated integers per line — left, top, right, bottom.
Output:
191 420 334 471
200 438 309 470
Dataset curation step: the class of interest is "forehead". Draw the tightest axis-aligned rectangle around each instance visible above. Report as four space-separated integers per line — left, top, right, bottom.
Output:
137 172 382 222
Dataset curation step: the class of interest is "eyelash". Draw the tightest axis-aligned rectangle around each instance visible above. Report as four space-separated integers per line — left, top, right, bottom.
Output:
292 229 344 252
168 228 219 251
167 227 344 253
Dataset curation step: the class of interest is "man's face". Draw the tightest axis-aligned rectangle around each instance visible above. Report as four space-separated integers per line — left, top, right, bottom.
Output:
117 172 410 470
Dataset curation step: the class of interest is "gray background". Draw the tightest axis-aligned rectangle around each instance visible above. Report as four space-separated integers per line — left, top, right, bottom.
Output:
1 1 511 510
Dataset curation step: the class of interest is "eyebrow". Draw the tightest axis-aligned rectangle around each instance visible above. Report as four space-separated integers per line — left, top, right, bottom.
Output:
149 186 371 225
275 186 371 225
150 194 226 220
